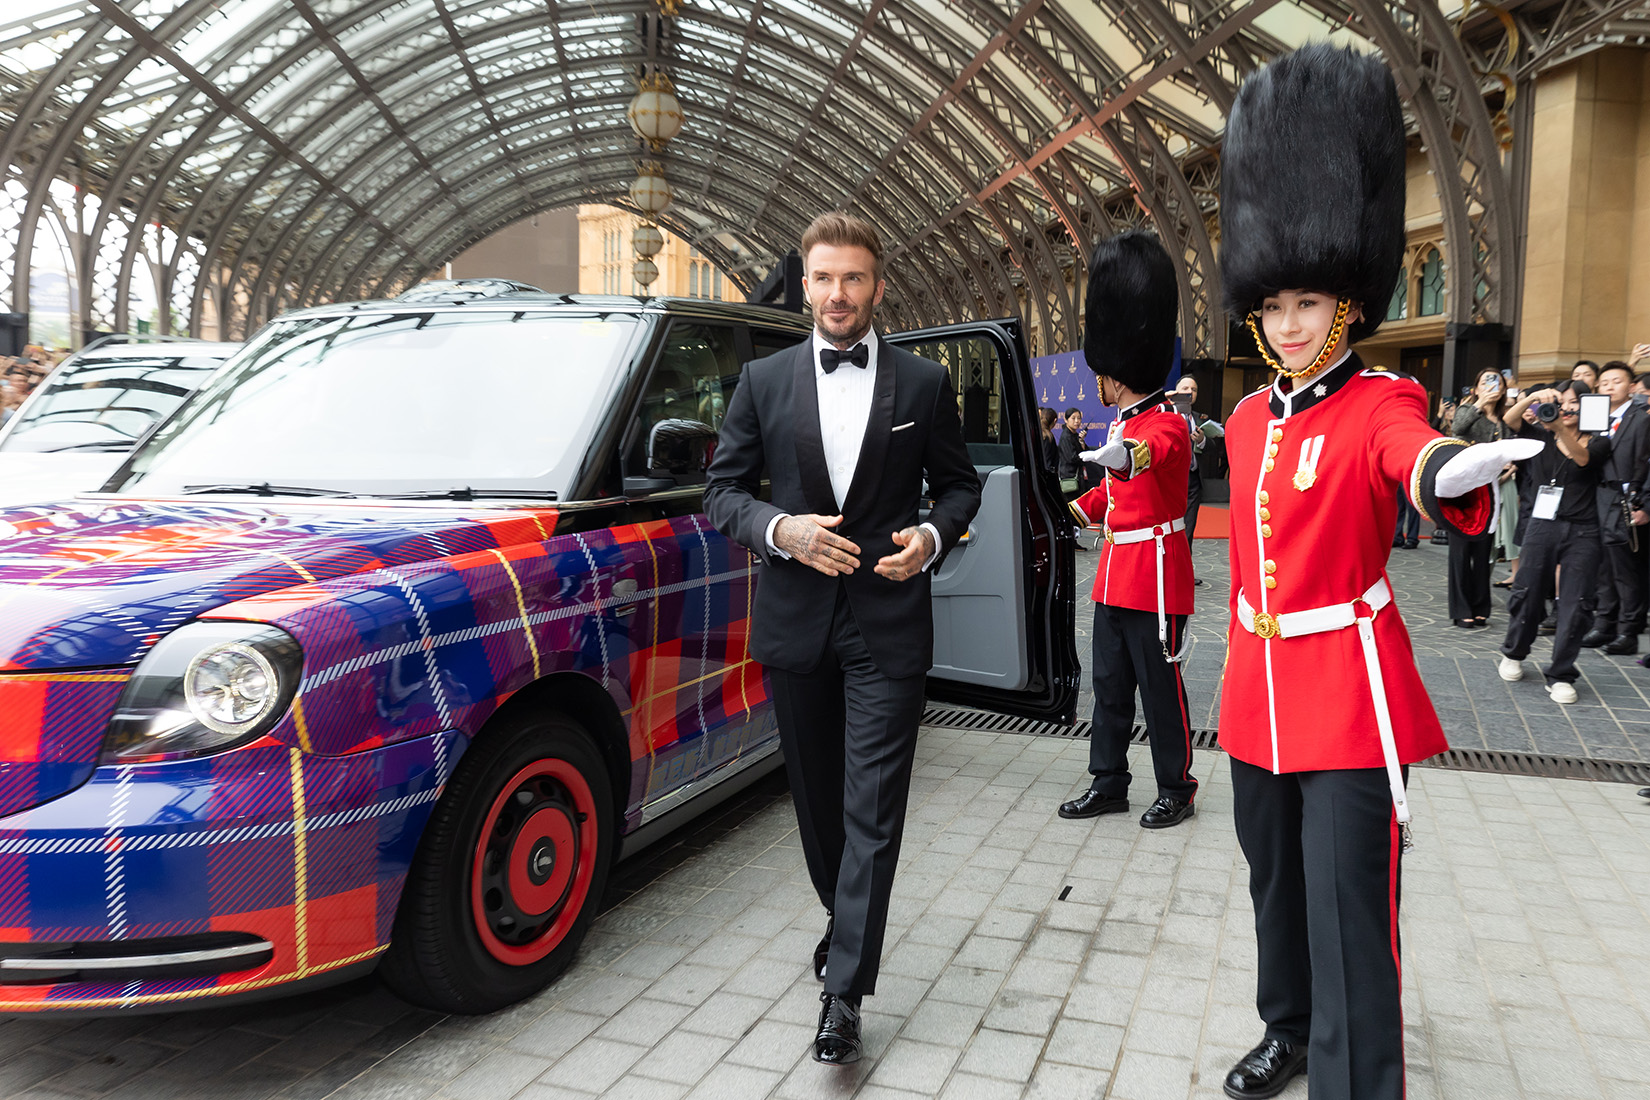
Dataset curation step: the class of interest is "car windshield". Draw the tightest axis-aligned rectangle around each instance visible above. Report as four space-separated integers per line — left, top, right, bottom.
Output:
1 356 225 453
111 310 642 499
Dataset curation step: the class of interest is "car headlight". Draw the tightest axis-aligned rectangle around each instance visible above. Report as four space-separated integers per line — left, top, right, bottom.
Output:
101 622 303 763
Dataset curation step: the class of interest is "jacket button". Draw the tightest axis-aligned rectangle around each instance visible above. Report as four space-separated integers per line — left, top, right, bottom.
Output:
1264 560 1277 573
1258 490 1270 505
1261 524 1273 537
1267 444 1279 457
1270 428 1283 442
1264 576 1278 589
1263 460 1275 472
1259 507 1271 521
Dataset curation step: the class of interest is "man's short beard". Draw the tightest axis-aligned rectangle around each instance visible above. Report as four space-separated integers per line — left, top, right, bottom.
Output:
814 304 874 347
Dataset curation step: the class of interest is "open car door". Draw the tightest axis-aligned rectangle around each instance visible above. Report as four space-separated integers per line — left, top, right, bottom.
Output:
883 319 1080 723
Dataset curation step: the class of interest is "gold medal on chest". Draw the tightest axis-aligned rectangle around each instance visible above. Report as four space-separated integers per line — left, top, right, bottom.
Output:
1292 434 1325 492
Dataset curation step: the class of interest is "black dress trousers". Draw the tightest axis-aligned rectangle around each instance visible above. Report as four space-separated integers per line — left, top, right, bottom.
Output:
1594 536 1649 637
768 585 926 1000
1502 517 1603 682
1087 603 1197 803
1230 759 1407 1100
1446 532 1493 621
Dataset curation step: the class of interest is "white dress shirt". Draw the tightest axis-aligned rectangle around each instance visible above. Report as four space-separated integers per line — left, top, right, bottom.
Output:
765 329 944 570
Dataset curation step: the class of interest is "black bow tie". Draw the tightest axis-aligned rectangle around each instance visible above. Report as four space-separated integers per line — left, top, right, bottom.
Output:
821 344 869 373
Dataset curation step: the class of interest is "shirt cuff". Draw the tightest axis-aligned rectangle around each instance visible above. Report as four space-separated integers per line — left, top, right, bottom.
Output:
764 512 791 560
918 521 945 572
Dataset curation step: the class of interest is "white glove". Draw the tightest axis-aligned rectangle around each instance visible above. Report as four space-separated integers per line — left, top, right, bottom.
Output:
1434 438 1545 498
1079 441 1130 470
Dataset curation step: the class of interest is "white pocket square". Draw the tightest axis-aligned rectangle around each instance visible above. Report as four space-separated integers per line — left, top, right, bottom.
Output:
891 421 916 432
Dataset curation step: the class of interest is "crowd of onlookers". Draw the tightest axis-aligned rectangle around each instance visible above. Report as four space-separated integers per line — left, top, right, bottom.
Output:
0 347 62 427
1430 347 1650 705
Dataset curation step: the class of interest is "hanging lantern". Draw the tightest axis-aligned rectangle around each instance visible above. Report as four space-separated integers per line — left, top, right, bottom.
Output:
630 160 672 215
633 223 664 258
633 258 659 288
627 71 684 151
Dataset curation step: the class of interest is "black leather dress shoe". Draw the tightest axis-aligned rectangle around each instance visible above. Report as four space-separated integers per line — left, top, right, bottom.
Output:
1606 634 1640 655
1223 1038 1307 1099
813 914 833 981
1058 789 1129 819
1140 796 1195 829
1581 628 1612 648
1639 787 1649 800
813 992 862 1065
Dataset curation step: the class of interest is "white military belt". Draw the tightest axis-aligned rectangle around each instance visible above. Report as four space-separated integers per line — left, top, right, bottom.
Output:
1235 578 1392 639
1104 517 1190 663
1235 576 1414 852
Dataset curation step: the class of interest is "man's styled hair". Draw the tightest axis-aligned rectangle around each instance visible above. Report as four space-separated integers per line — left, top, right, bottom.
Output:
1600 359 1633 381
801 212 883 277
1574 359 1600 372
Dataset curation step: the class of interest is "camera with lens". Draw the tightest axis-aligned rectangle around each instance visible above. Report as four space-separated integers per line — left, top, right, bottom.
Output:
1535 402 1560 423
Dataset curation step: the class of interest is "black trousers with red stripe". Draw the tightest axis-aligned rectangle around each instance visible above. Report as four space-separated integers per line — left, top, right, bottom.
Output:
1231 759 1407 1100
1086 604 1197 802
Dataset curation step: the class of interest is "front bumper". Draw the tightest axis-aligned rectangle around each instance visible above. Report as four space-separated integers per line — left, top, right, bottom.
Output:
0 729 466 1012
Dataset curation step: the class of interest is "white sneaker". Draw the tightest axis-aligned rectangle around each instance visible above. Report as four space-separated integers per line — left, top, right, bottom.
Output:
1498 656 1523 682
1547 681 1578 704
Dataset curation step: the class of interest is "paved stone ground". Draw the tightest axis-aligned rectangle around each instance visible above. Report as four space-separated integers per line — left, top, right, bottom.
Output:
1076 535 1650 760
2 728 1647 1100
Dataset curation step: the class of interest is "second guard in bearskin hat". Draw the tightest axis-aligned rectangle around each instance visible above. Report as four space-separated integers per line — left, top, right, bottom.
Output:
1057 230 1198 829
1215 43 1541 1100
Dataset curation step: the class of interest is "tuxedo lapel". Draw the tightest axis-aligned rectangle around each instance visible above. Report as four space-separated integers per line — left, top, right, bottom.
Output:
840 342 898 522
789 341 839 515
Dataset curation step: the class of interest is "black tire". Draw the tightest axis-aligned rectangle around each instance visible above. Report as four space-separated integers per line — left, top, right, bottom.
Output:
380 711 614 1014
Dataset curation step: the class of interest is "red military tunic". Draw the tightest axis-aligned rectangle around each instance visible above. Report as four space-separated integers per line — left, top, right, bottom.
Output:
1219 354 1492 773
1070 395 1195 615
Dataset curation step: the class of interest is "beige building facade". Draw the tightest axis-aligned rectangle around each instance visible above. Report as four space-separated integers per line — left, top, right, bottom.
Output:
576 205 743 302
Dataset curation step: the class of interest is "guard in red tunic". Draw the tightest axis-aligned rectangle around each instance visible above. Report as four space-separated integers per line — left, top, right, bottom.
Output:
1215 45 1539 1100
1057 231 1198 830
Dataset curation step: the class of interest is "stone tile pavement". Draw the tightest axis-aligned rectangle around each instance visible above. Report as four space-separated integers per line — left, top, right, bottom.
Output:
3 728 1647 1100
1080 536 1650 760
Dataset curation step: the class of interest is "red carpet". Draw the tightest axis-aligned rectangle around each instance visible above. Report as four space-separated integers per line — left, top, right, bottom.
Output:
1195 505 1229 539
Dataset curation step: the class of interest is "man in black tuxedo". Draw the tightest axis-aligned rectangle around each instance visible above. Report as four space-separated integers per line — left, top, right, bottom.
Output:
704 212 981 1065
1587 360 1650 653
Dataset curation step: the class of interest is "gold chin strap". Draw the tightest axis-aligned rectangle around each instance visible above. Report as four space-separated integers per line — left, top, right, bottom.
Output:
1246 297 1351 380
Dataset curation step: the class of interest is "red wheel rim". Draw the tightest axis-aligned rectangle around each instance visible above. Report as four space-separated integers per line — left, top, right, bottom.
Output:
470 758 599 965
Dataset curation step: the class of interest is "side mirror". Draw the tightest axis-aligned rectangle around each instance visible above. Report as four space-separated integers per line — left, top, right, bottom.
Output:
647 418 718 483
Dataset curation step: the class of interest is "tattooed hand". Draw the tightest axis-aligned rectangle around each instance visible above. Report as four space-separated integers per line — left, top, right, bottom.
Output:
775 514 862 576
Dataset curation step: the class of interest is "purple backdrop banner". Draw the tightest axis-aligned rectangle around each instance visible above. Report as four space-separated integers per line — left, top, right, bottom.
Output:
1030 339 1181 447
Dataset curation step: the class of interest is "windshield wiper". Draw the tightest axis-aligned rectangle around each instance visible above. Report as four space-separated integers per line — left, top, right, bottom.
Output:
41 440 135 453
181 482 356 497
372 488 559 502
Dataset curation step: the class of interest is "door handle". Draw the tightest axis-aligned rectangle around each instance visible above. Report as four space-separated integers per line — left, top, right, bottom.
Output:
611 577 639 616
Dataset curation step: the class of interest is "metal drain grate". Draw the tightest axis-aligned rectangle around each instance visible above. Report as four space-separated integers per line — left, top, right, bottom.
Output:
921 705 1650 784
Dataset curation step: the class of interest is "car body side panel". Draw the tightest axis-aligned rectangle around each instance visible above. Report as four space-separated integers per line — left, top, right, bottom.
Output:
0 730 461 1011
203 515 773 828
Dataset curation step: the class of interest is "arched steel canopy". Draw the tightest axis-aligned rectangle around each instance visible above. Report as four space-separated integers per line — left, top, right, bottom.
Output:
1 0 1645 356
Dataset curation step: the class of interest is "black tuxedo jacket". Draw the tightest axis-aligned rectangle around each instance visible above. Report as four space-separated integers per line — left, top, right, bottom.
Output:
704 337 982 679
1600 399 1650 543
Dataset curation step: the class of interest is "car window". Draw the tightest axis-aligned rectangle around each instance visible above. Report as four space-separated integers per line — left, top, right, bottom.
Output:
899 334 1015 467
628 323 740 482
113 312 642 499
750 328 806 362
0 357 220 454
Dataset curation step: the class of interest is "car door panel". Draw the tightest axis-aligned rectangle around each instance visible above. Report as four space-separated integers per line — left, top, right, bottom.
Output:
884 319 1079 723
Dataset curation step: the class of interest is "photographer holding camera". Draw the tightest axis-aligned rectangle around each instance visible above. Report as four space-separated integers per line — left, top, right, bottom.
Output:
1497 381 1610 702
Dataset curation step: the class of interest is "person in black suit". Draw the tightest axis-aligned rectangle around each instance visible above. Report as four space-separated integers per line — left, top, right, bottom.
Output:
1583 361 1650 654
704 211 981 1066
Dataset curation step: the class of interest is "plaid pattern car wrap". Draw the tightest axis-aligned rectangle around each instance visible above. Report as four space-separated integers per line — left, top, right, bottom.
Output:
0 500 775 1010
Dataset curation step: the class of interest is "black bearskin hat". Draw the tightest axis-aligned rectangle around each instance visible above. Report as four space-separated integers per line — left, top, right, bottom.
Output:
1219 42 1406 344
1082 230 1179 396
